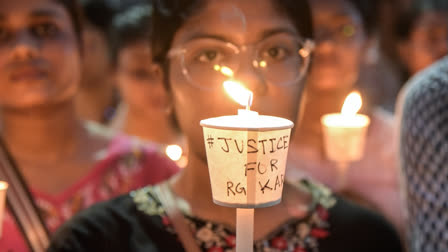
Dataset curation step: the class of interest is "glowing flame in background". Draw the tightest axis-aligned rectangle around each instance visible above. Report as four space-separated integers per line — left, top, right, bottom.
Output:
341 91 362 116
165 145 183 162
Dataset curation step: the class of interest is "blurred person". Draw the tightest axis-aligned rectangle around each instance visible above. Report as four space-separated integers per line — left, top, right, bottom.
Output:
76 0 119 124
0 0 178 250
108 4 187 166
398 56 448 252
288 0 403 232
356 0 403 111
396 0 448 81
48 0 402 251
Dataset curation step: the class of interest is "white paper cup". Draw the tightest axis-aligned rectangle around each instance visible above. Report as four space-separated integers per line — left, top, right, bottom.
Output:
321 113 370 163
201 115 293 208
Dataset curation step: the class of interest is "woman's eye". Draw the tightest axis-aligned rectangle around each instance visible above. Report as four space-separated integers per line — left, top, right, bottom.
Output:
32 23 59 38
263 47 288 61
196 50 221 63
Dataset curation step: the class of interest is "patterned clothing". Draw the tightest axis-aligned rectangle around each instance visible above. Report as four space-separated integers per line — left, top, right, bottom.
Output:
48 179 402 252
0 135 179 252
399 56 448 252
132 180 336 252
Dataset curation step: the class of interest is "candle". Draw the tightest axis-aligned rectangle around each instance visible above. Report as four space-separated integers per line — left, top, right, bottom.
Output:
0 181 8 239
200 81 294 252
321 92 370 189
321 91 370 163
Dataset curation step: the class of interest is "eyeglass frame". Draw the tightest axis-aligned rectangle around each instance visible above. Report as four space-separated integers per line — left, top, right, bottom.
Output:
167 34 315 91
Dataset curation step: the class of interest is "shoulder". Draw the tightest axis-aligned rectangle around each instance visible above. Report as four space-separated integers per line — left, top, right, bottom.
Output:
48 195 136 251
297 180 402 251
325 197 403 251
49 187 172 252
400 56 448 113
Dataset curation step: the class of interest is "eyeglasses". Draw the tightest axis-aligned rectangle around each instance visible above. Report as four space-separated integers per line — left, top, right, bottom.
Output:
168 33 314 90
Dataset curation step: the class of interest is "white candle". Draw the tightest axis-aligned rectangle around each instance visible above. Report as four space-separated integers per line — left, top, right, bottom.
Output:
201 80 294 252
0 181 8 239
236 208 254 252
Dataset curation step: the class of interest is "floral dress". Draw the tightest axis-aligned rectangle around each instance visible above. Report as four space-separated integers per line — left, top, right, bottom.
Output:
132 180 337 252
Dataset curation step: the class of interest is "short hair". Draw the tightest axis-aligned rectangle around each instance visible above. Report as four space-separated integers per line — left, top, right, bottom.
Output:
109 4 153 66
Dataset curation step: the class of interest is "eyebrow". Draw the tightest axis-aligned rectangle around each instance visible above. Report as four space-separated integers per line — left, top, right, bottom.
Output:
184 27 300 45
30 9 64 19
185 33 230 43
260 28 299 40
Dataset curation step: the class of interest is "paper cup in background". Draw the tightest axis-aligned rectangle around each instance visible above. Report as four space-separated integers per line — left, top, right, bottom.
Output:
321 113 370 163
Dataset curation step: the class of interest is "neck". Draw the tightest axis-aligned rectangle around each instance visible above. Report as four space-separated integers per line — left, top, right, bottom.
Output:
172 147 218 211
120 104 179 144
75 82 116 123
1 102 85 162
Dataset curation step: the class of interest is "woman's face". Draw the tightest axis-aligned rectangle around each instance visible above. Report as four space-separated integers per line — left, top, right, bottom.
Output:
307 0 366 92
400 11 448 75
0 0 81 109
167 0 306 157
116 41 168 116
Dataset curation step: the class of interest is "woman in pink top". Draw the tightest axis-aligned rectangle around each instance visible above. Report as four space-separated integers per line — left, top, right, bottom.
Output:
0 0 178 251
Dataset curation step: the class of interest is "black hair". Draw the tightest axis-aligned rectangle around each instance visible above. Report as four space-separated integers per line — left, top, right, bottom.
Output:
346 0 381 36
151 0 314 65
396 0 448 41
79 0 118 35
54 0 83 49
109 4 153 66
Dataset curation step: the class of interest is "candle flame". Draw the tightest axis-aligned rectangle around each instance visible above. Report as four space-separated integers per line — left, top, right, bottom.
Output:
341 91 362 116
165 145 183 161
0 181 8 190
223 80 253 109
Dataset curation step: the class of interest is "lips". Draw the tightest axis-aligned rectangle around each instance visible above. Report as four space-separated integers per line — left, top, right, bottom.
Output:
9 65 48 83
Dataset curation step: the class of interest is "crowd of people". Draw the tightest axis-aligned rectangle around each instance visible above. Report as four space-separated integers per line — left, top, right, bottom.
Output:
0 0 446 251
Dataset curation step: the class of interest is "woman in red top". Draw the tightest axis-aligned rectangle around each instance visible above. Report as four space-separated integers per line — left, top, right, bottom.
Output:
0 0 178 251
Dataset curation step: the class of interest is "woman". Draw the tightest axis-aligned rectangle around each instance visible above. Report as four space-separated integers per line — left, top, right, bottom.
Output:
48 0 402 251
0 0 178 251
76 0 119 124
287 0 403 232
109 4 187 167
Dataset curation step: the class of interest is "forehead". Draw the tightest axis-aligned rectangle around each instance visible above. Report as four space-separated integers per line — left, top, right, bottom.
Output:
311 0 361 23
172 0 298 45
0 0 68 23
